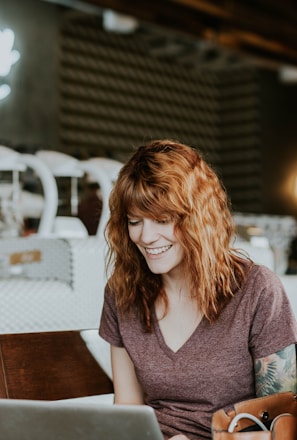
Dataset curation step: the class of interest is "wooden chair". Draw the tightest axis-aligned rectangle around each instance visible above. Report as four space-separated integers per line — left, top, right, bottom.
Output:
0 331 113 400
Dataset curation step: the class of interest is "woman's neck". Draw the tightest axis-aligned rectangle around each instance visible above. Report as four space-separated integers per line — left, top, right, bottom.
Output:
161 272 191 302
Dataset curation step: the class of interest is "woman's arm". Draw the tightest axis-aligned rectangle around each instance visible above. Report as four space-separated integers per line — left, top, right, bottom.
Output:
111 345 144 404
254 343 296 396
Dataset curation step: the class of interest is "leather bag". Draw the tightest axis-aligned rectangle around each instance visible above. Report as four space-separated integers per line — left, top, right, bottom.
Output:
212 391 297 439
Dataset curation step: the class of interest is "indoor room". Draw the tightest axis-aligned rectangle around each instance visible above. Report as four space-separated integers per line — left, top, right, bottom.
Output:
0 1 296 438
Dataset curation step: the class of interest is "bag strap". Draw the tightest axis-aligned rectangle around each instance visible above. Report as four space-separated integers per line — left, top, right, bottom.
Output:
228 413 268 433
212 391 297 433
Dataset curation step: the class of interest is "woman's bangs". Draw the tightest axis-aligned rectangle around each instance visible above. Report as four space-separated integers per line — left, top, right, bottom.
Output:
125 181 175 218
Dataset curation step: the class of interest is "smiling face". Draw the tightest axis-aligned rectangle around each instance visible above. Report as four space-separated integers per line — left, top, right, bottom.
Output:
127 214 185 277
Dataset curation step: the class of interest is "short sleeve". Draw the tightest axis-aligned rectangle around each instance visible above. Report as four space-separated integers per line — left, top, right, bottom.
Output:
249 266 297 359
99 285 124 347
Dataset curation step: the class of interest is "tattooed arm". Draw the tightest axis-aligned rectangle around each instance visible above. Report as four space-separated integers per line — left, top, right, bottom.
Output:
254 344 297 397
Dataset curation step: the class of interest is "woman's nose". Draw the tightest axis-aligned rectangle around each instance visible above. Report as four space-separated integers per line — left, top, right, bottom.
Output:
140 219 158 243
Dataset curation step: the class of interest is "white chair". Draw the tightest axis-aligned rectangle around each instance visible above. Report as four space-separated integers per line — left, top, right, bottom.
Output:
0 145 58 236
35 150 123 384
78 156 123 385
35 150 121 239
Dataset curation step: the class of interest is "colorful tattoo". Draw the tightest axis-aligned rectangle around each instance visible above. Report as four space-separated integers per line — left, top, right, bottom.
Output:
254 344 297 396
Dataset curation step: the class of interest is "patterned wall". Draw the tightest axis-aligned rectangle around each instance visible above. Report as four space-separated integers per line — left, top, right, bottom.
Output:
216 70 261 212
58 12 261 212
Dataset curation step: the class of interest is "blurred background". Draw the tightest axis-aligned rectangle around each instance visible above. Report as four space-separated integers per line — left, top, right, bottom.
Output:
0 0 297 216
1 0 297 267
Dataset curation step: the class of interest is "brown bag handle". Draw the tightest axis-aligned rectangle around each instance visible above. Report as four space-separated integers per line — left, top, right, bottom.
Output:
212 391 297 434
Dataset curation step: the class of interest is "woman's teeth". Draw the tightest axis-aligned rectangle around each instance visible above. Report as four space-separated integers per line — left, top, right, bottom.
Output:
146 245 171 255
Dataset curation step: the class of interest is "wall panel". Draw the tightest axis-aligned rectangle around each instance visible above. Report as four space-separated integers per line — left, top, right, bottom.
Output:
58 12 261 212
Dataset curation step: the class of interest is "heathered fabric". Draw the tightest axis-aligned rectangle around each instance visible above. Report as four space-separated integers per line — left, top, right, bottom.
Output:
99 264 297 440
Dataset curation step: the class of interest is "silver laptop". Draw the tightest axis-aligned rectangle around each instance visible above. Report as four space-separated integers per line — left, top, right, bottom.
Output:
0 398 164 440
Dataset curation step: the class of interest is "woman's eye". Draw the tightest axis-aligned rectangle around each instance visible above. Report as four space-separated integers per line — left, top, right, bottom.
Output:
156 217 171 224
128 219 141 226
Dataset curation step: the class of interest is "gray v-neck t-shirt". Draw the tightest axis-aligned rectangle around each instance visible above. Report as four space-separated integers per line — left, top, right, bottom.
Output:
99 264 297 439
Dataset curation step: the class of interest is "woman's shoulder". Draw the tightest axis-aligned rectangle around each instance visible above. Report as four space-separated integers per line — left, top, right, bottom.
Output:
241 263 288 306
246 262 280 284
103 282 117 311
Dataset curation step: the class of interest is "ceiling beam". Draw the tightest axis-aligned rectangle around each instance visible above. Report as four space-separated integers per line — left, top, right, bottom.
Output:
80 0 297 67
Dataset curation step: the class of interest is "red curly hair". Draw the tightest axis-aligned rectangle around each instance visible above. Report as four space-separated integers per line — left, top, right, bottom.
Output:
106 139 248 331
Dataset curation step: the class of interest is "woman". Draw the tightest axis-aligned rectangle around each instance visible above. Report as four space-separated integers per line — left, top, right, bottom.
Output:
99 139 297 440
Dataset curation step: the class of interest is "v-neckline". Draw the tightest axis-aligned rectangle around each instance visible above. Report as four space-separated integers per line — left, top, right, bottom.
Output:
152 308 206 359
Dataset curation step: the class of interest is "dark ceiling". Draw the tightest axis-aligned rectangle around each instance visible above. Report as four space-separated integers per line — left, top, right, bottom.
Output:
77 0 297 69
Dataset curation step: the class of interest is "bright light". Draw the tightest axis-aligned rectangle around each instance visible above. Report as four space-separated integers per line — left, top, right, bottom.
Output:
0 28 20 101
0 28 20 76
279 65 297 83
102 10 138 33
0 84 11 100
